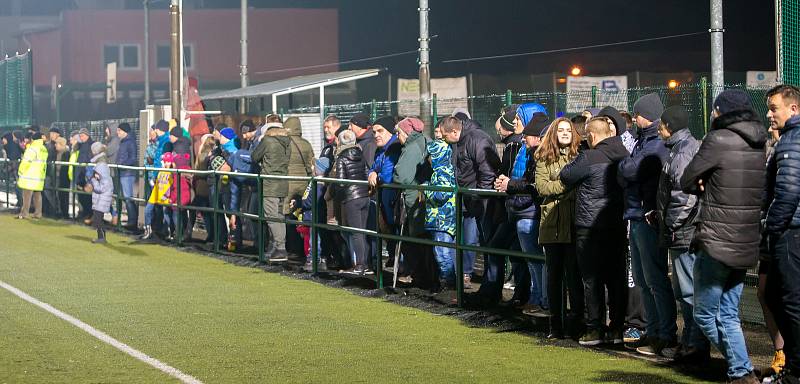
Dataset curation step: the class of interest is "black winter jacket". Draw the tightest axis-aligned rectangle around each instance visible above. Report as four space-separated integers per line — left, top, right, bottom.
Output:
116 135 139 176
452 118 501 216
333 145 370 203
766 115 800 234
561 136 629 229
76 138 95 186
681 109 766 269
656 128 700 249
506 148 539 220
320 140 336 176
500 133 523 176
618 121 669 221
356 129 377 171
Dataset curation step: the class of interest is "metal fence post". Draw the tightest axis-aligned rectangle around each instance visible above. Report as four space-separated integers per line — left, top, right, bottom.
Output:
371 99 377 121
591 86 597 108
375 183 384 289
213 172 221 253
701 76 709 134
310 177 319 274
257 175 265 263
454 187 464 307
114 167 122 231
176 169 183 246
505 89 512 106
432 93 438 127
71 170 76 221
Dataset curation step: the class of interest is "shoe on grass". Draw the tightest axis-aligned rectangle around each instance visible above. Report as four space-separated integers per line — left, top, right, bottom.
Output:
269 249 289 262
605 328 624 345
579 329 604 346
623 327 644 344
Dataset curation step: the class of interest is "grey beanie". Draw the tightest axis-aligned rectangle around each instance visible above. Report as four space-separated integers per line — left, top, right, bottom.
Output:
91 142 105 155
338 129 356 145
78 127 90 137
633 93 665 122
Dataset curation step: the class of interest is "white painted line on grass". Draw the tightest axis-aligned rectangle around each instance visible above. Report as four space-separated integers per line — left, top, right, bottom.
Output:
0 280 203 384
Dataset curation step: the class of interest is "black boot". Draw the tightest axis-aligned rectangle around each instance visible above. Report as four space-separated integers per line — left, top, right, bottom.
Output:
92 228 107 244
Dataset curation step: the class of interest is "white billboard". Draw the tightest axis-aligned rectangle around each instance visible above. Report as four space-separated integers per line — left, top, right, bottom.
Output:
566 76 628 113
746 71 777 89
397 77 468 116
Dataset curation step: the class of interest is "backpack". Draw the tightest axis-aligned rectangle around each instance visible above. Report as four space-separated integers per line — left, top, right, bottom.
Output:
228 148 258 185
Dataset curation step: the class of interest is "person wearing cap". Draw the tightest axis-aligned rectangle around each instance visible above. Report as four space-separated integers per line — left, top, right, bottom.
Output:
654 105 707 363
681 89 765 383
392 116 436 288
284 117 316 257
618 93 678 357
439 115 500 289
239 120 257 151
763 84 800 382
16 132 48 220
251 116 293 262
495 112 549 316
216 126 243 250
76 128 96 223
348 112 377 170
560 116 629 347
87 142 113 243
115 122 139 230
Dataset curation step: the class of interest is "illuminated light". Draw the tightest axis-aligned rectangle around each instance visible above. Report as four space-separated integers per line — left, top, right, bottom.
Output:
570 66 582 76
668 80 679 89
557 77 567 84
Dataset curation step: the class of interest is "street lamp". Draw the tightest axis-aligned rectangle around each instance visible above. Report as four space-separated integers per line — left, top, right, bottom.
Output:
570 66 582 76
668 80 679 89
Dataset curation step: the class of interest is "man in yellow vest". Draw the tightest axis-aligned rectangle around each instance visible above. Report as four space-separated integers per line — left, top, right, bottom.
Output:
17 132 48 219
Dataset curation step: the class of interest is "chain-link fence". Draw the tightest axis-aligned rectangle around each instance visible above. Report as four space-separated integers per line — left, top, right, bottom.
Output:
0 52 33 128
50 118 141 143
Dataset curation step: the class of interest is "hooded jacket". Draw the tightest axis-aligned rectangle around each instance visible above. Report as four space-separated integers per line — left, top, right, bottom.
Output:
285 117 316 214
681 109 766 269
356 129 378 171
17 139 48 191
331 144 369 203
393 131 430 235
657 128 700 249
452 118 501 216
89 152 114 213
370 134 402 226
618 120 669 221
251 126 292 198
105 128 121 164
424 140 456 236
766 115 800 234
560 136 629 229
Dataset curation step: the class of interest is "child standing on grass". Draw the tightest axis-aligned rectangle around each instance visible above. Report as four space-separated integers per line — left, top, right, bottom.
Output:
140 152 175 241
88 142 113 244
424 139 456 289
291 157 330 271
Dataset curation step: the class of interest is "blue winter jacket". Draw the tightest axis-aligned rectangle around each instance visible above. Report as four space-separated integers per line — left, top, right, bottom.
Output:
153 133 171 169
116 135 138 176
617 120 669 221
370 134 401 226
766 115 800 233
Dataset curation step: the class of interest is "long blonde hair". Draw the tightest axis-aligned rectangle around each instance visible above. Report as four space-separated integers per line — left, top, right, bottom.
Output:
534 117 580 165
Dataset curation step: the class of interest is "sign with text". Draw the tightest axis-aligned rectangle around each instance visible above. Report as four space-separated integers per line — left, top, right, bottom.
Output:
397 77 468 116
566 75 628 113
746 71 777 89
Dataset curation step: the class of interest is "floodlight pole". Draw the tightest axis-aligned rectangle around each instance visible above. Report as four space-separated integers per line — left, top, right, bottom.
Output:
170 0 182 119
144 0 150 106
419 0 432 137
240 0 248 114
710 0 724 98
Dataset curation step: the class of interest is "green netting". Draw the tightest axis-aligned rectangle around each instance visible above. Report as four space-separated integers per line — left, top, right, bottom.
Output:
782 0 800 85
0 52 33 128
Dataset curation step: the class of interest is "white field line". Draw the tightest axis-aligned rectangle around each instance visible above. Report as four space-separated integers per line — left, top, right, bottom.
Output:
0 280 203 384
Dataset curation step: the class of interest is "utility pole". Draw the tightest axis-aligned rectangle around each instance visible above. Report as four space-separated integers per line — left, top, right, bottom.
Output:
775 0 783 84
144 0 150 106
240 0 248 114
418 0 432 137
710 0 724 98
170 0 182 119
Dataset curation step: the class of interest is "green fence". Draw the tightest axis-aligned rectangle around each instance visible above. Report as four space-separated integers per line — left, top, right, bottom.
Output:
781 0 800 85
0 51 33 129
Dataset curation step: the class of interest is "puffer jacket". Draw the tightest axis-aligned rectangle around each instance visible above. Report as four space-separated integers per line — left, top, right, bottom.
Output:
89 153 114 213
370 134 402 225
560 135 629 228
251 126 292 198
766 115 800 234
331 144 369 203
535 148 576 244
285 117 316 214
505 146 539 220
681 109 766 269
116 135 138 176
499 133 524 176
356 129 378 170
656 128 700 249
618 120 669 221
452 118 501 216
424 140 456 236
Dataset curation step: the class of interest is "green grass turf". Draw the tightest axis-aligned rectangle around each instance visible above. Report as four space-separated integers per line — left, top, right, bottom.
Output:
0 215 709 383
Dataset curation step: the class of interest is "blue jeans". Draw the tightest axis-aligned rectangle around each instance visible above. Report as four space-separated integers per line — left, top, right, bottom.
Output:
432 231 455 284
462 216 479 276
669 248 709 351
630 220 677 341
516 218 547 308
693 250 753 379
120 174 138 226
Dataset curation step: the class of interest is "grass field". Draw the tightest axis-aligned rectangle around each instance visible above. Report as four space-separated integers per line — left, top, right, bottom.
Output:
0 215 711 383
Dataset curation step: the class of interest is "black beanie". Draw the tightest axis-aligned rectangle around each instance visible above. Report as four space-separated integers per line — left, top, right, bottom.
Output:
349 113 370 129
500 109 517 132
633 93 665 122
117 122 132 134
713 89 753 115
170 126 183 138
523 112 549 137
48 127 62 136
373 116 397 134
661 106 689 132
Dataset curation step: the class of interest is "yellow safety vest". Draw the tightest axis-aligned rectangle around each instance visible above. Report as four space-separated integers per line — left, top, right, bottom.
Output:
68 150 79 181
17 139 48 191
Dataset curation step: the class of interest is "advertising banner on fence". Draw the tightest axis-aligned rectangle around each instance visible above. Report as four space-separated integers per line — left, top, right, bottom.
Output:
566 76 628 113
397 77 468 116
746 71 777 89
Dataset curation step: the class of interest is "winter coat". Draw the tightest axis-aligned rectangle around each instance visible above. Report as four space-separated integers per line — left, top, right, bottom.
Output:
424 140 456 236
285 123 316 214
116 135 138 176
393 131 431 235
657 128 700 249
618 121 669 221
251 127 292 198
2 132 21 161
499 133 524 176
331 144 370 204
766 115 800 234
152 133 170 169
560 136 629 229
535 148 576 244
505 146 539 220
172 136 192 157
356 129 378 171
370 134 402 226
148 170 174 205
320 139 336 176
68 149 79 182
76 138 95 186
89 154 114 213
17 139 48 191
294 181 327 224
681 109 766 269
452 118 501 216
105 129 121 164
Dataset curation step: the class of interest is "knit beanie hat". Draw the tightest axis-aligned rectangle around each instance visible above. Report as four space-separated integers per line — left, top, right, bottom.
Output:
499 107 517 132
661 106 689 132
451 107 471 120
338 130 357 145
118 123 132 134
349 113 370 129
154 119 169 133
220 127 236 141
522 112 550 137
397 117 424 135
161 151 175 164
78 128 90 137
170 126 183 138
713 89 753 115
373 116 397 134
598 106 626 136
91 142 105 156
633 93 665 122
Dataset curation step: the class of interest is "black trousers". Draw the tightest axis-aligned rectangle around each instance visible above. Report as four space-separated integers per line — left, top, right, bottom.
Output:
768 227 800 372
544 242 584 333
625 243 647 330
575 226 628 332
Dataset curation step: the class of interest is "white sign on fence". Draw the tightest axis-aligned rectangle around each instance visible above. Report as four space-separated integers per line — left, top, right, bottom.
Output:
566 76 628 113
397 77 468 116
746 71 777 89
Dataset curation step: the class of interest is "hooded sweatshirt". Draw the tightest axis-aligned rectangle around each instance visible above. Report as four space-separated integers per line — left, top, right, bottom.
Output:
424 140 456 236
